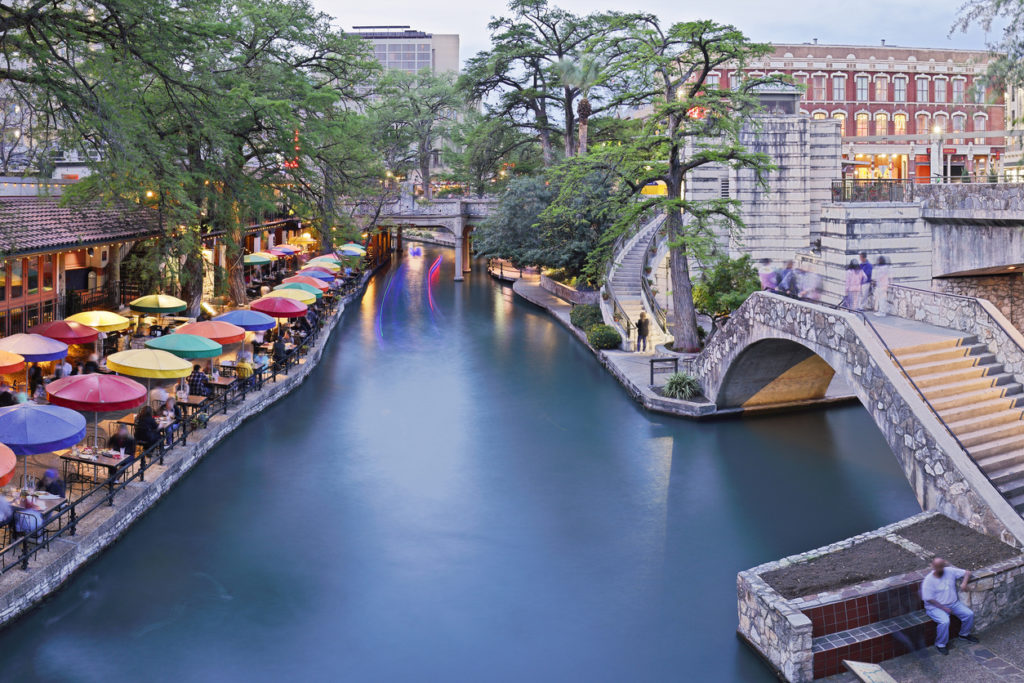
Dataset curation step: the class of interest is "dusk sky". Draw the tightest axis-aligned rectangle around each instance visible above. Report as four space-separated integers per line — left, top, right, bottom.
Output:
315 0 1000 66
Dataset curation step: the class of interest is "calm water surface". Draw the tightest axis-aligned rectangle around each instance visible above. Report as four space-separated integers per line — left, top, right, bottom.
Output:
0 245 920 681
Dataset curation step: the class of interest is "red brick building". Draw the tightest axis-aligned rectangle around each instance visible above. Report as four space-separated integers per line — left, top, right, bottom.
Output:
733 43 1003 181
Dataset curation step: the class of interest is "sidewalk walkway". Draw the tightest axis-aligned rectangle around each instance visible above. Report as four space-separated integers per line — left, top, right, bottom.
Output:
829 612 1024 682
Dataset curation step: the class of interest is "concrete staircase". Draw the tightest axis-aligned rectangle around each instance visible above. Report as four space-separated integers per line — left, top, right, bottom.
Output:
892 337 1024 516
606 216 670 348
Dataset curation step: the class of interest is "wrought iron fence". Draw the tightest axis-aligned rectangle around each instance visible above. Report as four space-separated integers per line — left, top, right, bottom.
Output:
830 179 915 203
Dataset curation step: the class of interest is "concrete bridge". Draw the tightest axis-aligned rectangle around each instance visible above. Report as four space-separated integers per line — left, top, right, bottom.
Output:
364 195 497 280
692 287 1024 548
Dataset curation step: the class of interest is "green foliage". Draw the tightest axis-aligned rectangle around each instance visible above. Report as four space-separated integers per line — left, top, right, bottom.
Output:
569 304 603 330
587 324 622 349
662 372 702 400
473 175 553 268
443 110 542 197
692 254 760 323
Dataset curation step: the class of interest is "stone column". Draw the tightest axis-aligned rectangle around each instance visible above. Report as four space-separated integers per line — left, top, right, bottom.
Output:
453 239 464 282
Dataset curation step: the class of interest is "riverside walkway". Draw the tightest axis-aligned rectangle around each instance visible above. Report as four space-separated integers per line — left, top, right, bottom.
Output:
0 271 374 627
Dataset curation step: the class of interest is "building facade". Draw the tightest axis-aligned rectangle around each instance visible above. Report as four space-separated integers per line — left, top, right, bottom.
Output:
738 42 1003 181
352 26 459 75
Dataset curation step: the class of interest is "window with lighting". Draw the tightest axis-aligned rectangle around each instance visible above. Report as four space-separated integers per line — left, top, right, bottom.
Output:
916 113 930 136
855 112 869 136
874 78 888 102
893 113 907 135
875 112 888 136
833 112 846 136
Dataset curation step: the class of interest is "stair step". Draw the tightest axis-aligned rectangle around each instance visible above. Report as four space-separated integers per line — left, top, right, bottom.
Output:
948 408 1024 436
933 388 1024 416
895 343 986 367
904 354 996 378
892 336 976 358
975 449 1024 473
919 374 1017 400
914 364 1003 389
987 461 1024 485
972 434 1024 461
958 420 1024 449
1009 491 1024 512
811 611 930 654
997 477 1024 500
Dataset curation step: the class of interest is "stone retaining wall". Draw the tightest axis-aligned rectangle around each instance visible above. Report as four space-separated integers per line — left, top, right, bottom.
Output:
539 274 600 305
0 273 372 628
738 511 1024 682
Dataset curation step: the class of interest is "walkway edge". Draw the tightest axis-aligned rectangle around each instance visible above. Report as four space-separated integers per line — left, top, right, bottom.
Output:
0 270 378 628
512 278 717 419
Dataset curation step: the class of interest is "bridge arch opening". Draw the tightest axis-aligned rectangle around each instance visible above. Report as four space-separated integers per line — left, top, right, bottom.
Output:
716 338 839 409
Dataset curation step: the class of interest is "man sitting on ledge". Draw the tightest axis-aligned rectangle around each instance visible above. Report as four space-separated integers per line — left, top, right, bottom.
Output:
922 556 979 655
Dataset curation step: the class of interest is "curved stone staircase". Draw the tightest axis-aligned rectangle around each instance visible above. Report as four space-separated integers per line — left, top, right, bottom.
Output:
893 337 1024 515
605 215 671 349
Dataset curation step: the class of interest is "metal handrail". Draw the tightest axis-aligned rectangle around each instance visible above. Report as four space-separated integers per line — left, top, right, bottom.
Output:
640 218 669 335
602 211 664 343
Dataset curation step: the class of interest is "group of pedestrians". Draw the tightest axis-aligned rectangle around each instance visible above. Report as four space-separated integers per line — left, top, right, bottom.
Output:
843 252 891 316
758 259 823 301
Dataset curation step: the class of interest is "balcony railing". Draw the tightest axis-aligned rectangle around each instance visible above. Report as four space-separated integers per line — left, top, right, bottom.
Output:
831 179 914 203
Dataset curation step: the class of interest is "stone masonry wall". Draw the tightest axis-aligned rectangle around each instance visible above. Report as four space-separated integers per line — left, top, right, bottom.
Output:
932 274 1024 329
0 275 372 627
695 292 1024 547
539 274 600 305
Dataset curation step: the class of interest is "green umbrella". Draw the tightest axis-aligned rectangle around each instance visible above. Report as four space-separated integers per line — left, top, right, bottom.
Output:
244 254 272 265
129 294 188 314
145 333 222 359
309 257 344 266
273 283 323 299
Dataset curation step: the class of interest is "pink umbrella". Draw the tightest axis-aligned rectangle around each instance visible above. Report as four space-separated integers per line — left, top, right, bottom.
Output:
250 297 308 319
175 320 246 345
28 320 99 345
47 374 147 448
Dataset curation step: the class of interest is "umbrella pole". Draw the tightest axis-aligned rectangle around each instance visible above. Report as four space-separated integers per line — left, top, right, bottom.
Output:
94 411 99 450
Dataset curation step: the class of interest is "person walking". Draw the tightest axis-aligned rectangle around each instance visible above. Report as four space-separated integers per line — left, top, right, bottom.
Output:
844 261 866 310
758 258 778 291
922 557 978 655
27 363 43 397
636 312 650 353
874 256 891 317
859 252 874 310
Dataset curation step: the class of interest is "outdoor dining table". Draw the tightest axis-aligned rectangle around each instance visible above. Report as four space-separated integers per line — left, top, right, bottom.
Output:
5 490 66 516
60 448 132 491
208 376 236 413
179 394 207 419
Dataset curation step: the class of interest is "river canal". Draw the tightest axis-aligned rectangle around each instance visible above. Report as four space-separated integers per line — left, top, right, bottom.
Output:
0 244 920 681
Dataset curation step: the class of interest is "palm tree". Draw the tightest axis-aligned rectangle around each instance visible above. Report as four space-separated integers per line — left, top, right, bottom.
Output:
554 58 603 156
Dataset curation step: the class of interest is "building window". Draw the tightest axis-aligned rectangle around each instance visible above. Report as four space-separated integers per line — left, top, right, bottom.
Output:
952 79 965 104
0 263 5 302
856 75 869 101
855 112 869 136
935 79 947 103
893 77 907 102
811 111 826 120
875 112 888 136
916 78 929 103
10 260 22 299
42 255 53 293
933 117 946 134
27 258 38 296
833 112 846 136
974 115 987 144
973 79 987 103
894 113 907 135
916 113 930 136
874 78 888 102
706 73 720 88
811 75 826 100
832 75 845 100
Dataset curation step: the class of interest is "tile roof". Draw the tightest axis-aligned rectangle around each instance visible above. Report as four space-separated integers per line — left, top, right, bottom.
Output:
0 196 162 256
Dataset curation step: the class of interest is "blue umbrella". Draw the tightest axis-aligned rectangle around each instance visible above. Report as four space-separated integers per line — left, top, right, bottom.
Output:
0 333 68 362
297 269 335 282
0 404 87 455
213 309 276 332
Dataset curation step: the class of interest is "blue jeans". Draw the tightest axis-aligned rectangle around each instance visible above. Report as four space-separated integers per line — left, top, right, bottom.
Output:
926 600 974 647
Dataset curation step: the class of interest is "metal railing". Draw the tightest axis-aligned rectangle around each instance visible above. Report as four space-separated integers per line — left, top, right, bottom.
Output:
640 217 669 336
602 213 661 343
0 280 352 575
831 179 915 203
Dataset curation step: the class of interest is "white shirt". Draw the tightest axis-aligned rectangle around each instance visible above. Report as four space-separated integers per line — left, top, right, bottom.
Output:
922 566 966 607
150 386 169 407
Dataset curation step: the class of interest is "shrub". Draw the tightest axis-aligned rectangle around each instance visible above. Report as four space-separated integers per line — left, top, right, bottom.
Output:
587 324 622 349
570 303 604 330
663 372 701 400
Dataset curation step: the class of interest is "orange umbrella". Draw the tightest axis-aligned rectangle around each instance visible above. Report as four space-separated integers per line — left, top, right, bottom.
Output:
175 320 246 345
0 350 25 375
0 443 15 487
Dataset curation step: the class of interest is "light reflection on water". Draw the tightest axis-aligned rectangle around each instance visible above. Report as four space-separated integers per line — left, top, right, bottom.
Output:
0 244 921 682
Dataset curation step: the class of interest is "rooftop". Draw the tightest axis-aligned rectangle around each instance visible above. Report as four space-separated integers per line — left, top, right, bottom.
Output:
0 196 161 255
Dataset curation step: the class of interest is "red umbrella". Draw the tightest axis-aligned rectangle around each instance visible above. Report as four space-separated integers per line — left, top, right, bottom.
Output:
28 320 100 345
283 275 329 291
175 320 246 345
0 443 16 488
251 297 308 319
47 374 147 448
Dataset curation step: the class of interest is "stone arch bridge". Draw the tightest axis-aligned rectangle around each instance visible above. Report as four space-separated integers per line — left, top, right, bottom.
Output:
693 290 1024 547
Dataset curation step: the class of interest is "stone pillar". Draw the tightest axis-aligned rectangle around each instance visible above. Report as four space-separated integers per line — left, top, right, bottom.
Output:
453 239 464 282
462 229 472 273
931 138 942 182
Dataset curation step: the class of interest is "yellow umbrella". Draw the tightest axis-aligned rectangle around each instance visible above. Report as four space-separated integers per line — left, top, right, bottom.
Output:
253 251 279 261
129 294 188 314
289 235 317 245
106 349 193 379
304 260 340 272
65 310 131 332
262 288 316 305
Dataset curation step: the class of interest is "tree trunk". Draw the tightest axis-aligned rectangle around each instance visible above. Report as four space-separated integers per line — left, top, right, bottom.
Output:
179 249 204 318
539 127 553 166
578 119 588 156
320 164 336 254
420 156 432 201
666 205 701 351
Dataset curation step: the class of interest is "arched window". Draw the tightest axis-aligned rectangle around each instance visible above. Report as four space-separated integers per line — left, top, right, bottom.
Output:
974 114 987 144
875 112 888 136
855 112 870 136
916 113 930 136
833 112 846 136
893 113 908 136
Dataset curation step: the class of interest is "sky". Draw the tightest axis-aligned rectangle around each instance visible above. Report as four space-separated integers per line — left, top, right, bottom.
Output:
312 0 1000 67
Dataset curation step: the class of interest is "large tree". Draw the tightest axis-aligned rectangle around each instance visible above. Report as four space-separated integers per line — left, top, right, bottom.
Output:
547 18 778 350
462 0 614 164
371 69 461 201
443 110 540 197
